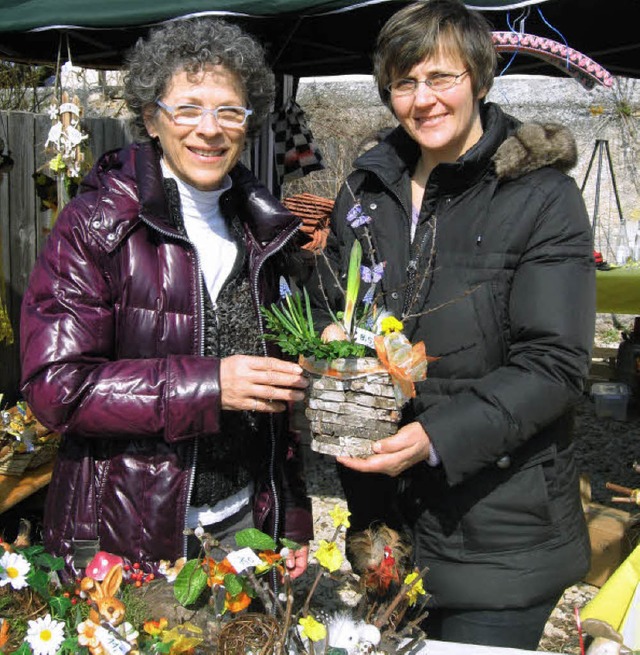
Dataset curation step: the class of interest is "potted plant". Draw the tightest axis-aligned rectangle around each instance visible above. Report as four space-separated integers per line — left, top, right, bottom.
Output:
261 232 430 458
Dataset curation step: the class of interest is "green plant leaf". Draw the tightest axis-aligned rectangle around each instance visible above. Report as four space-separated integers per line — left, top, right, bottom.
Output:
174 559 208 607
27 568 51 599
343 239 362 336
235 528 277 551
223 573 243 597
280 537 301 550
33 551 64 571
303 287 315 337
49 594 72 619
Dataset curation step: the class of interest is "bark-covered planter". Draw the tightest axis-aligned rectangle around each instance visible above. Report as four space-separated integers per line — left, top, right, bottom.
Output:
302 357 401 458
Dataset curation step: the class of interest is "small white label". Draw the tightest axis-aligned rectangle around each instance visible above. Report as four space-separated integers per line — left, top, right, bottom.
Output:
226 547 263 573
95 625 132 655
354 327 376 349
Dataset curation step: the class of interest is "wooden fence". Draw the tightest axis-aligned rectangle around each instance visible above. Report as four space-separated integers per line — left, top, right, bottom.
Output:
0 110 130 405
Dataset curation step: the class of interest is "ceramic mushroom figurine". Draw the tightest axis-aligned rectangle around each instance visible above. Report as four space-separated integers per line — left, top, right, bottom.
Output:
78 556 139 655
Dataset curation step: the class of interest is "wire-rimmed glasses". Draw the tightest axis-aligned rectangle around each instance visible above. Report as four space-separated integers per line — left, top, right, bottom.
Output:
386 71 469 96
156 101 253 128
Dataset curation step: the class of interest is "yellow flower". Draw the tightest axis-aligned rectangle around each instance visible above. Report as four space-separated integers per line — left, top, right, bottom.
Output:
404 571 426 606
143 617 168 636
329 504 351 529
380 316 403 334
298 615 327 642
161 623 203 654
315 540 343 573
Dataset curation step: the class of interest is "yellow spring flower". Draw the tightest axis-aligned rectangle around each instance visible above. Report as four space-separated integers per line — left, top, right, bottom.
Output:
143 617 168 636
299 615 327 642
315 540 343 573
329 504 351 529
161 622 203 653
380 316 403 335
404 571 426 606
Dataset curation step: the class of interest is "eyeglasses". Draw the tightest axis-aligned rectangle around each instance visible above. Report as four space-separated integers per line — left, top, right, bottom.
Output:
156 100 253 128
386 71 469 96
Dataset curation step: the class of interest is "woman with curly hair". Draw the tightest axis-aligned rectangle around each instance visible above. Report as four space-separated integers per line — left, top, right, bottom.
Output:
20 18 312 579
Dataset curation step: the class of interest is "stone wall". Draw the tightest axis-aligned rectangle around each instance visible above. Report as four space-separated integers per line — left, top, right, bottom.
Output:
292 74 640 263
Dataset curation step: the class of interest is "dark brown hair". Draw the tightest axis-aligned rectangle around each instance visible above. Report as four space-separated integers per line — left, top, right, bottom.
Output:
374 0 497 108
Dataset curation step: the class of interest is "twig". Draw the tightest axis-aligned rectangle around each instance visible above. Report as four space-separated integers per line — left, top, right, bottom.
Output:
373 565 429 629
301 567 325 618
317 248 344 298
402 285 480 322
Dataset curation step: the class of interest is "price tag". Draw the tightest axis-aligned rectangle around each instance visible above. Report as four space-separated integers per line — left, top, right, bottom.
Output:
354 327 376 349
226 547 263 573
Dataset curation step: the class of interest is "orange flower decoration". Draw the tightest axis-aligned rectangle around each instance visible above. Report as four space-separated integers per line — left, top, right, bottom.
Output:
77 619 101 651
203 557 236 588
224 590 251 613
256 550 284 575
0 620 10 649
143 617 169 636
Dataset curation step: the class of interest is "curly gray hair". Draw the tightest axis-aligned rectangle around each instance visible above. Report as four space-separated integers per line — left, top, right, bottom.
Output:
123 18 275 141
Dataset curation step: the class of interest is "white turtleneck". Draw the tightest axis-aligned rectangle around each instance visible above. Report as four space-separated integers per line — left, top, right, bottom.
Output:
161 161 238 304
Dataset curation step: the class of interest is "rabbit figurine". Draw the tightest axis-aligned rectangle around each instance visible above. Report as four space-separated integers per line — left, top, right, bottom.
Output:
81 563 127 627
79 564 139 655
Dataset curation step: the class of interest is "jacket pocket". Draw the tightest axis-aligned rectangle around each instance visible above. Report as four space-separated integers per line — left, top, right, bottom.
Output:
461 460 557 554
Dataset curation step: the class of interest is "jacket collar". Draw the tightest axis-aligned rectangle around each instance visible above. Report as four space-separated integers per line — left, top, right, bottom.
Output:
135 142 300 240
354 102 577 194
354 102 515 196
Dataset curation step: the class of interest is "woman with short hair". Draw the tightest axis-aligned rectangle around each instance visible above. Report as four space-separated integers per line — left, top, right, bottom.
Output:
311 0 594 648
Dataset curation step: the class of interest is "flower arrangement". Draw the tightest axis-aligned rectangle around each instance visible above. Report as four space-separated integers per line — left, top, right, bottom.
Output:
262 196 432 458
0 507 429 654
262 192 431 405
0 400 60 476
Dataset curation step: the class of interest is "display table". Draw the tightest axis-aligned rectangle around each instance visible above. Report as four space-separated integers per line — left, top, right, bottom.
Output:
597 267 640 315
400 639 567 654
0 459 54 514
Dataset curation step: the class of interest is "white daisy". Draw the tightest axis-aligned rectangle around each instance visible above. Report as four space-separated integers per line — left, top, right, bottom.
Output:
0 550 30 590
25 614 66 655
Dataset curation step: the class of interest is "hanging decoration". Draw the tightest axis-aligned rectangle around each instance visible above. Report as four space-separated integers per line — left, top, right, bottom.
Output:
492 32 614 90
39 39 91 223
43 88 89 221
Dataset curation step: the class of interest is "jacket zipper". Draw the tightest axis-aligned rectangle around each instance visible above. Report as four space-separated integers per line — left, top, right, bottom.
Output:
251 223 301 550
139 216 203 558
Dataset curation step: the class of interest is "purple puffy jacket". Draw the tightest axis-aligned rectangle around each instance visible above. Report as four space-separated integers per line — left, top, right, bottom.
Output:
20 142 313 576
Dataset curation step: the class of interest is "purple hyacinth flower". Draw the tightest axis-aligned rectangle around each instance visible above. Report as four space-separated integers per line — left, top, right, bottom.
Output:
279 275 292 298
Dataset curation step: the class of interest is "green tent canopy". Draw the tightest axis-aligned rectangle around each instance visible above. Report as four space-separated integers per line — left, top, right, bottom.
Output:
0 0 638 78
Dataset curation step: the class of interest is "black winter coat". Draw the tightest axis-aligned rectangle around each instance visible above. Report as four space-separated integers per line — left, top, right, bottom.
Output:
312 103 594 609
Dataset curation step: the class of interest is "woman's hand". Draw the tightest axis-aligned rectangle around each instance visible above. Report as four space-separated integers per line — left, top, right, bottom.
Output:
336 421 431 477
220 355 308 412
284 544 309 580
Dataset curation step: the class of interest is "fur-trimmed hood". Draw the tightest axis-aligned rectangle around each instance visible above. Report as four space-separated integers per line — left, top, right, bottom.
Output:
353 102 579 195
493 122 578 181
